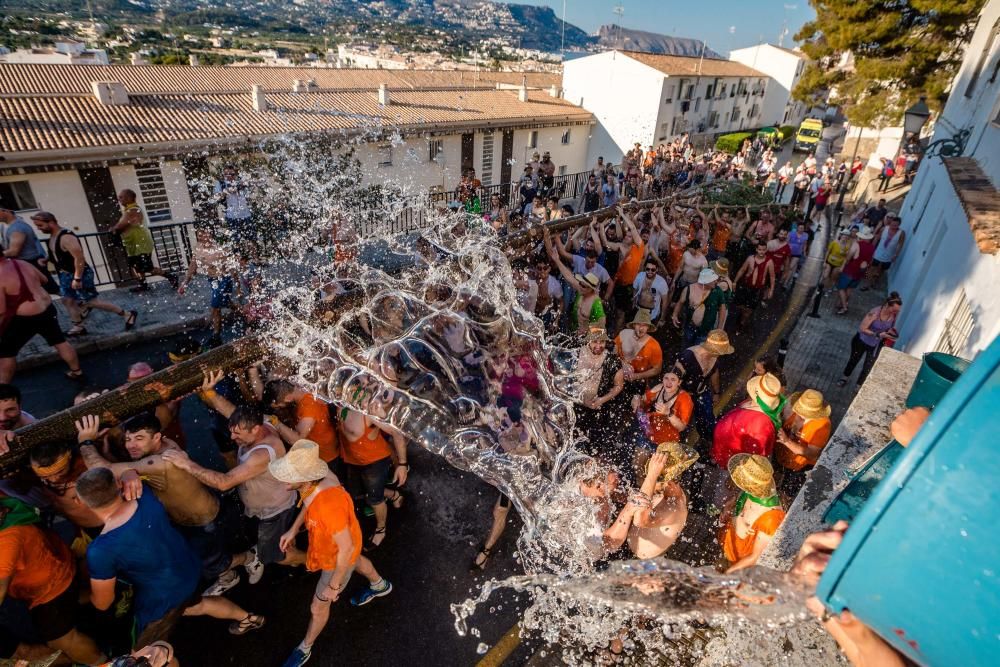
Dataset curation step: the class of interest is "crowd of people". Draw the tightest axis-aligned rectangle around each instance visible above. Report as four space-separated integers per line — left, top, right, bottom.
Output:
0 131 909 666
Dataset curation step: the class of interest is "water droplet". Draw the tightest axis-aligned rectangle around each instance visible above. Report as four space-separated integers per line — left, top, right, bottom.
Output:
476 643 489 655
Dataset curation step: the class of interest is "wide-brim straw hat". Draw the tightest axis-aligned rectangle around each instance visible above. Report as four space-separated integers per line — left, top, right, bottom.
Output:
585 327 609 343
789 389 832 419
857 225 875 240
747 372 783 411
711 258 730 276
702 329 734 355
268 439 328 484
575 272 600 291
627 308 657 332
728 453 777 498
698 268 719 285
650 441 699 482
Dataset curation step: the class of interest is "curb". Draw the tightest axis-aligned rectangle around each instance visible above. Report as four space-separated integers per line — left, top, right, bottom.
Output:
17 316 210 372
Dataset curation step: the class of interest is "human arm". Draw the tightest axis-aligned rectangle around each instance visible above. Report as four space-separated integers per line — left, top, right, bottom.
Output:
383 423 409 486
890 407 930 447
893 230 906 260
726 531 773 573
112 206 142 234
554 231 575 262
622 207 642 247
161 446 270 492
75 415 144 500
765 261 776 300
197 369 238 419
734 256 750 285
587 368 624 410
589 218 603 255
544 230 581 290
279 506 308 555
2 232 26 258
671 286 686 327
314 528 357 603
857 310 879 337
178 254 198 295
89 577 117 611
61 233 88 286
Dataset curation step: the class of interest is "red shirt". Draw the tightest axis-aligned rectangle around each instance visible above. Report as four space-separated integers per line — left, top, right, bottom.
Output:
710 406 777 467
767 242 791 272
843 240 876 280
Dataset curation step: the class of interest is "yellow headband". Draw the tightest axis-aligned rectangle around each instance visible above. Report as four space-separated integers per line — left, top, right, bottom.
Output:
31 451 72 477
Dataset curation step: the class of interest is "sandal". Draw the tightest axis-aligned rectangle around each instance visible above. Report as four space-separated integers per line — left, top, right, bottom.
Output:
66 324 88 337
836 308 848 315
363 527 386 553
124 310 138 330
228 613 265 636
470 545 493 572
80 305 92 321
386 489 404 510
65 369 85 381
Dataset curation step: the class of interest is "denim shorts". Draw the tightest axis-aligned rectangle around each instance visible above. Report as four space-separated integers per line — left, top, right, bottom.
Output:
210 275 234 309
58 266 99 302
351 457 393 507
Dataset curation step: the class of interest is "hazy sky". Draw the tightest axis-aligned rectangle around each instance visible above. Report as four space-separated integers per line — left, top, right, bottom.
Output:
500 0 817 54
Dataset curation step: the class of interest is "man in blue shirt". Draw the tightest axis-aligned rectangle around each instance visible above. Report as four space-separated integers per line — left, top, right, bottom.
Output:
76 467 265 647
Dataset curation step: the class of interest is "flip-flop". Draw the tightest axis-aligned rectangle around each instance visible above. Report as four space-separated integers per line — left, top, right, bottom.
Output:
124 310 138 330
65 369 85 381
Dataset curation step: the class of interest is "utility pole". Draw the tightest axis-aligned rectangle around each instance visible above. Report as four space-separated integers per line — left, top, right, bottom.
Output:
613 3 624 49
561 0 567 56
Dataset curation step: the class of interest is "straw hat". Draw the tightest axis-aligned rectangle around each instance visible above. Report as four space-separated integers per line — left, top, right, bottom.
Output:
697 268 719 285
789 389 831 419
711 258 730 276
702 329 734 355
747 373 783 411
728 453 777 498
575 272 600 291
627 308 657 332
649 441 699 483
857 225 875 240
268 440 328 484
585 327 609 343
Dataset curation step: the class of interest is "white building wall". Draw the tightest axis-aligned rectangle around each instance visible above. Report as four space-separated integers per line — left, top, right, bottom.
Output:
890 0 1000 359
0 171 92 232
562 51 666 165
730 44 808 127
161 160 196 222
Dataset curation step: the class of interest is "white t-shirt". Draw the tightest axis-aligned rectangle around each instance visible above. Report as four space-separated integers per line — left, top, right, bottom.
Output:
517 279 539 313
631 273 670 320
570 254 611 285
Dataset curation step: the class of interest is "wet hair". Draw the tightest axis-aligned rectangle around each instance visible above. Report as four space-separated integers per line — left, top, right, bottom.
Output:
885 291 903 307
123 412 162 437
76 468 120 509
262 379 295 408
30 439 72 467
755 355 786 387
74 386 106 405
228 405 264 431
584 249 598 260
171 336 202 358
0 384 21 405
686 239 701 250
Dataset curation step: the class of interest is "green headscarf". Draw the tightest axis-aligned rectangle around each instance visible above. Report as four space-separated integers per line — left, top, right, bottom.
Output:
0 496 41 530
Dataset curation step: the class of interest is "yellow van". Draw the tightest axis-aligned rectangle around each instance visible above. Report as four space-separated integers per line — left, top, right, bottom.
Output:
794 118 824 152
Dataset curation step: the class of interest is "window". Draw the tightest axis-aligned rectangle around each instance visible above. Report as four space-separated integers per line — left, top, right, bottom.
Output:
0 180 38 211
719 83 727 98
558 165 567 176
378 144 392 167
428 138 443 162
561 129 571 145
664 85 675 104
731 107 741 123
134 162 172 223
965 18 1000 97
694 98 701 112
658 122 670 141
708 111 719 128
935 289 975 356
528 131 538 149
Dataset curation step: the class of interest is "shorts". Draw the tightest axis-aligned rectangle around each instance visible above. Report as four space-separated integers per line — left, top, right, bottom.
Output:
0 304 66 358
209 276 234 309
315 565 356 599
350 457 393 507
872 258 892 270
127 253 155 273
134 593 201 648
29 581 77 643
733 284 764 310
179 518 232 582
815 202 827 212
836 273 861 290
256 504 298 565
612 283 633 313
58 266 99 302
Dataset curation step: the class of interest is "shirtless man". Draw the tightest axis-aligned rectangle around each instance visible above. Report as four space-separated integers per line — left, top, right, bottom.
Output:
179 225 236 346
603 444 693 558
75 413 252 594
0 256 82 383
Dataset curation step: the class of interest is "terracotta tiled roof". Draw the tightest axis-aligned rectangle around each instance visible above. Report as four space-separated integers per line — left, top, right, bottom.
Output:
0 64 558 96
943 157 1000 255
620 50 767 78
0 64 585 159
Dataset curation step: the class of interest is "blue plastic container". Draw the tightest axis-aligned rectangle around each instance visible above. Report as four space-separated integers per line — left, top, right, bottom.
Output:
906 352 971 409
816 339 1000 666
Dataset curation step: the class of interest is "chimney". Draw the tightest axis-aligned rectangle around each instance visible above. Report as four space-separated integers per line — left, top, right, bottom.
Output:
91 81 129 106
518 75 528 102
189 54 199 67
378 83 390 106
292 79 307 93
252 85 268 111
129 52 147 66
307 78 317 91
548 84 561 98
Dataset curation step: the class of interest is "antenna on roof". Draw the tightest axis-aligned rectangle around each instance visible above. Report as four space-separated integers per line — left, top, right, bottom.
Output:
778 21 789 47
612 3 625 49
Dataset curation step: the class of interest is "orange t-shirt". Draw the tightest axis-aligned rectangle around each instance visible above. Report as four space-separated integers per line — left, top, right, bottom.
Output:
666 239 685 276
341 423 394 466
776 416 832 471
720 508 786 562
0 525 75 608
641 389 694 444
615 335 663 374
304 485 362 572
297 394 340 462
615 241 646 286
711 223 732 253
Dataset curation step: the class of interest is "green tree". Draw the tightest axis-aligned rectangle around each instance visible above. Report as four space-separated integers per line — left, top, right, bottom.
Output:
794 1 986 127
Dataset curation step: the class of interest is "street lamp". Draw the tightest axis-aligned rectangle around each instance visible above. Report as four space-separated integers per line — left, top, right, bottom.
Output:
903 96 931 138
903 95 969 159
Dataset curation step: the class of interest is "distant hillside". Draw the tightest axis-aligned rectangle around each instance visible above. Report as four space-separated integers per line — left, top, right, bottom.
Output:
595 25 723 59
505 4 591 51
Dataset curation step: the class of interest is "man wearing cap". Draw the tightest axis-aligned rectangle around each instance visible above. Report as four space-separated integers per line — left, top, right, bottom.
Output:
271 440 393 667
603 442 694 559
720 453 785 572
671 267 726 347
615 309 662 394
31 211 137 337
711 373 785 468
776 389 832 496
